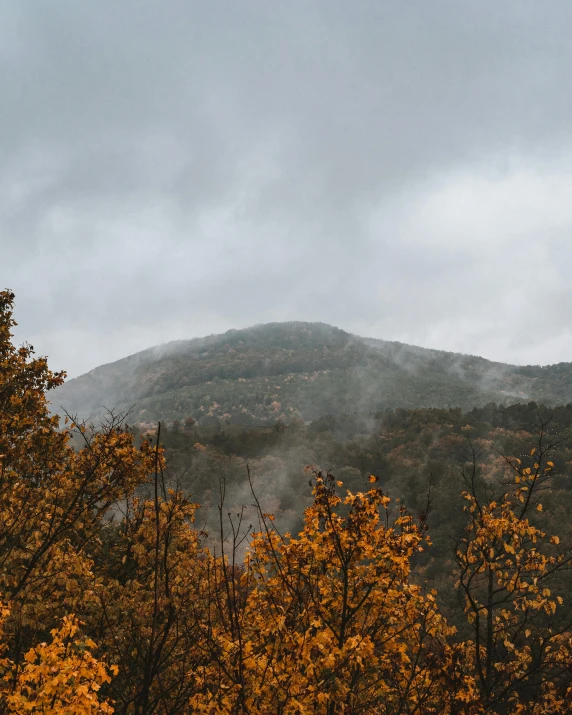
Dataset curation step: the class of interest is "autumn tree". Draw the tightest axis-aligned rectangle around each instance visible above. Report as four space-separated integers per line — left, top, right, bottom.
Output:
0 610 116 715
453 429 572 713
89 457 211 714
0 289 155 712
192 470 468 714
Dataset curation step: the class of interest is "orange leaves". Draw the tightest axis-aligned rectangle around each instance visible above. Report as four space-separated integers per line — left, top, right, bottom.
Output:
4 615 116 714
193 469 455 713
0 292 163 713
0 602 115 713
3 292 572 713
454 432 572 714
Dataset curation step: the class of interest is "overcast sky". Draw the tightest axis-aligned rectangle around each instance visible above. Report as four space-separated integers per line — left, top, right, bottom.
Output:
2 1 572 377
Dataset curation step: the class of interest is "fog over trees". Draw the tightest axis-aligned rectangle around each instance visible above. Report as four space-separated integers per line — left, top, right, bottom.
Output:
4 2 572 712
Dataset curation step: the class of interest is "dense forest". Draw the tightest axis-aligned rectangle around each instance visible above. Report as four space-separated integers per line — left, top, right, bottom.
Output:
157 401 572 617
52 322 572 427
4 289 572 713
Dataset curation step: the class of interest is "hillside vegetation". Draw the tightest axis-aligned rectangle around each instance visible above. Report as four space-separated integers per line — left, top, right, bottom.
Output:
50 322 572 426
159 401 572 608
5 289 572 713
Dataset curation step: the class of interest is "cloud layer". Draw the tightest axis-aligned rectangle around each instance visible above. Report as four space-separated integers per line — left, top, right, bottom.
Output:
2 1 572 376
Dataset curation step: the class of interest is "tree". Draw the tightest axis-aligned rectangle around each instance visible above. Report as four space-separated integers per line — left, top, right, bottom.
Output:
454 430 572 712
0 290 155 712
192 470 464 714
1 612 116 715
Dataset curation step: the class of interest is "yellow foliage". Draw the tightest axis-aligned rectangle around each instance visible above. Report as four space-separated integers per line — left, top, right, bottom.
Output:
3 613 115 714
2 289 572 714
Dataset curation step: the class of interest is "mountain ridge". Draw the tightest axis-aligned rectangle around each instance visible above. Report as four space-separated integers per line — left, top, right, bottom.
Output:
50 321 572 426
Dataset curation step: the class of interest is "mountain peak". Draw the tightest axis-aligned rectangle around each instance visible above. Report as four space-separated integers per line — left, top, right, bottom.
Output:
50 322 571 426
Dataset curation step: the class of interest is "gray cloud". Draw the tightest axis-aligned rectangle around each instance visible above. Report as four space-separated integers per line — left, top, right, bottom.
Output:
2 0 572 376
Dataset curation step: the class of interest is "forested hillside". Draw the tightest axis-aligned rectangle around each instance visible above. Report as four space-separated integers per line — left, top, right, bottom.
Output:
50 321 572 426
5 289 572 713
157 401 572 609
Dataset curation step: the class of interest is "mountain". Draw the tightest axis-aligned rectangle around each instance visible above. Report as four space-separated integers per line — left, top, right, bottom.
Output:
49 321 572 426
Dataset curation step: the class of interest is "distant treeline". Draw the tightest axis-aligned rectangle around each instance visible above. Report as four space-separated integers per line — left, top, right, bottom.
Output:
53 319 572 427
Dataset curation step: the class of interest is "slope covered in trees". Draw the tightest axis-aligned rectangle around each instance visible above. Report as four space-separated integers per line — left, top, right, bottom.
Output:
4 289 572 713
157 402 572 605
51 322 572 427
